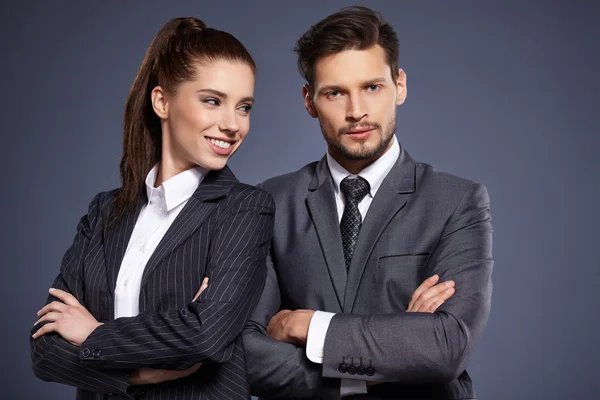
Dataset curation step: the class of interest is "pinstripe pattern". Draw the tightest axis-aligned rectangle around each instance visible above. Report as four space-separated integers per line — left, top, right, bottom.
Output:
30 166 275 400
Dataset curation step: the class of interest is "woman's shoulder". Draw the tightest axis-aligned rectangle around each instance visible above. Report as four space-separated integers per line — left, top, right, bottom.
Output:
224 183 275 212
81 188 121 218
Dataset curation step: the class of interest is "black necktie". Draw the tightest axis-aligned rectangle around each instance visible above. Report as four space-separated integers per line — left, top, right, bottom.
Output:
340 176 370 271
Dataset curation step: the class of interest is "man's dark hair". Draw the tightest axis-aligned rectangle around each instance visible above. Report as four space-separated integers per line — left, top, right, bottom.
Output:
294 6 399 87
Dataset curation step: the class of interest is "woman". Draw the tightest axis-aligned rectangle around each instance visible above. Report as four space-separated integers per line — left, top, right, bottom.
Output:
30 17 274 400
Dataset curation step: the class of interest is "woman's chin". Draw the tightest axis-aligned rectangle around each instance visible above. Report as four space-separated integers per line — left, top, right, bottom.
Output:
195 157 229 172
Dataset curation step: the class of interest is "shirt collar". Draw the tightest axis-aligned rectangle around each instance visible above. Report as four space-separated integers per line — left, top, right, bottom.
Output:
326 135 400 198
145 164 207 211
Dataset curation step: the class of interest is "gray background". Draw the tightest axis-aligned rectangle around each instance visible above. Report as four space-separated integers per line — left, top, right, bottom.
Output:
2 1 598 399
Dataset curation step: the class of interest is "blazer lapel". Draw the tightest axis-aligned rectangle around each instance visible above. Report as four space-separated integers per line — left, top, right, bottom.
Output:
139 166 238 288
104 197 144 300
306 157 346 311
343 147 417 312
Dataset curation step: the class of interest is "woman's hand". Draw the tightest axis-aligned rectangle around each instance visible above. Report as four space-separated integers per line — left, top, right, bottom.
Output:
32 288 102 346
129 363 203 385
193 277 209 301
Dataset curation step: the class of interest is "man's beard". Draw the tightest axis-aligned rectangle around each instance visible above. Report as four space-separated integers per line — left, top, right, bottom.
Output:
321 114 396 162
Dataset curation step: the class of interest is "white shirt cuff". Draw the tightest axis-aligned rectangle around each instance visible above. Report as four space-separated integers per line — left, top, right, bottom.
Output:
340 378 369 397
305 310 335 364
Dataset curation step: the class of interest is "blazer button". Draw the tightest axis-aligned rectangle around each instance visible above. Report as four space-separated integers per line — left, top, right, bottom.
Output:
356 365 365 375
81 348 91 358
347 365 357 375
365 366 375 376
92 349 102 358
338 363 348 373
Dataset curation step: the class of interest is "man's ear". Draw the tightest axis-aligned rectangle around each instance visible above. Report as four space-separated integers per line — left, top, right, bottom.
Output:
396 69 407 105
302 84 318 118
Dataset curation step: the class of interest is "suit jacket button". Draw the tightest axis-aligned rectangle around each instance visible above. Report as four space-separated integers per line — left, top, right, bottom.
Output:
81 348 91 358
365 366 375 376
347 365 357 375
92 349 102 358
338 363 348 373
356 366 365 375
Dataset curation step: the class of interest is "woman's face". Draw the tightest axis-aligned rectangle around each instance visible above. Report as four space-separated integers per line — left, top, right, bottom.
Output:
153 59 255 173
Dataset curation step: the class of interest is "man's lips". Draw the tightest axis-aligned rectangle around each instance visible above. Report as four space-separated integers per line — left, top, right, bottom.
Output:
347 128 375 134
343 127 376 140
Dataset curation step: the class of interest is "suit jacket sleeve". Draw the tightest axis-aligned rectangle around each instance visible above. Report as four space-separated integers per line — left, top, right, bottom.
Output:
78 188 275 370
30 193 131 396
242 250 341 399
323 183 493 383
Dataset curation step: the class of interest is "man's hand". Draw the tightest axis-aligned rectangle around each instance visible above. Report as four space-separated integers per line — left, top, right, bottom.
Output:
267 309 315 345
366 275 455 388
128 363 202 385
128 277 209 385
407 274 455 312
32 288 102 346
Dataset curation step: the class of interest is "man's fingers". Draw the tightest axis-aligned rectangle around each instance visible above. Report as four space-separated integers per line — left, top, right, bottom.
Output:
34 312 62 326
422 281 455 302
408 275 439 310
32 322 57 339
419 287 455 312
49 288 80 306
427 298 445 313
408 280 454 312
193 278 209 301
37 301 67 317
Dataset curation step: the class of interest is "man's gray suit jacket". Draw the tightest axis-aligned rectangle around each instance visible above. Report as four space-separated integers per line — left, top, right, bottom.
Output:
243 147 493 399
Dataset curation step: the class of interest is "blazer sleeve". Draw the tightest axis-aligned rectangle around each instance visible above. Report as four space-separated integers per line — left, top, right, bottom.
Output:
242 250 341 399
30 193 132 396
78 187 275 370
322 183 493 383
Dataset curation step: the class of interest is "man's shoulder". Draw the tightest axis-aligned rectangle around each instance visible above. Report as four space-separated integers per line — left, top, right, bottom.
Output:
259 161 320 196
414 160 489 204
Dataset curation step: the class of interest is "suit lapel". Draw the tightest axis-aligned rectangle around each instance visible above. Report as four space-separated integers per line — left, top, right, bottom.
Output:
140 166 238 287
306 157 346 311
343 148 417 312
104 197 144 300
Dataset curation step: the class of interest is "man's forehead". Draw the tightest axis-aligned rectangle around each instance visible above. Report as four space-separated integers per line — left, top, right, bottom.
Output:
313 45 392 88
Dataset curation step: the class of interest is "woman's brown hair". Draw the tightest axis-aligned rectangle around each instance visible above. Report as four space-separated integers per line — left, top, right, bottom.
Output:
112 17 256 222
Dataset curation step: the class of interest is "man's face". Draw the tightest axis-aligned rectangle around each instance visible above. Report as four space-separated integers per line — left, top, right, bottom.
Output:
304 45 406 169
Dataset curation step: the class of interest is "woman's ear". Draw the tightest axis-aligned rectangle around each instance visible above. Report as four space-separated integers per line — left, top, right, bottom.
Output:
151 86 169 119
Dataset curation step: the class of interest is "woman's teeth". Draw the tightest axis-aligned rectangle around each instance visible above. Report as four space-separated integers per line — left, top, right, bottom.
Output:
208 138 232 149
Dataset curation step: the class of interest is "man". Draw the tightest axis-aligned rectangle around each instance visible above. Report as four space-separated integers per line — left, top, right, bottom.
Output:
243 6 492 399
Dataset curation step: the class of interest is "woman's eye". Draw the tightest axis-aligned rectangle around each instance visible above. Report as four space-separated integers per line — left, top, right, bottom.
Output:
203 98 220 106
239 104 253 113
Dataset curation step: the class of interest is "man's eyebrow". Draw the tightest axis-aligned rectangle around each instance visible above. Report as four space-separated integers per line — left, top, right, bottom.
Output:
317 78 388 95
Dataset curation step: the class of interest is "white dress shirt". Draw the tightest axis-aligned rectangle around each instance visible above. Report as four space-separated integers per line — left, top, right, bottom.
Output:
114 164 206 319
305 136 400 397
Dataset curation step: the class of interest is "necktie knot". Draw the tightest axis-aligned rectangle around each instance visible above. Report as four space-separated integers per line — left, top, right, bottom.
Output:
340 176 370 204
